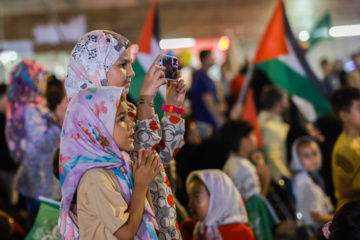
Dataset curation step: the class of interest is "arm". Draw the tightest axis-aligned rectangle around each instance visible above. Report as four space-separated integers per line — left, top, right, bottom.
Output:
252 152 271 196
333 151 360 198
202 93 225 128
114 186 148 240
261 128 292 181
310 212 334 224
137 54 166 121
337 175 360 198
115 149 162 240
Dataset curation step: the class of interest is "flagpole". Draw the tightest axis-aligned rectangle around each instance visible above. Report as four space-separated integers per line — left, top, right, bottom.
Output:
230 64 255 119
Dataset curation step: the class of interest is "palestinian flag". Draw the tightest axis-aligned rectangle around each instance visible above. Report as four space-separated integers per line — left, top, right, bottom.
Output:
129 0 166 118
253 0 331 121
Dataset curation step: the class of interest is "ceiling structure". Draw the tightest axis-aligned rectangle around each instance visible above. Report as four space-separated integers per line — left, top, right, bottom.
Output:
0 0 360 52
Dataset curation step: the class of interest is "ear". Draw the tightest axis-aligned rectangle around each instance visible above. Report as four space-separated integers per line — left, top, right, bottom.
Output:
339 110 348 123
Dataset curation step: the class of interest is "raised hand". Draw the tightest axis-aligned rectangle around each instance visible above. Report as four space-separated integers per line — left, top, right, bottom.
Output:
166 72 187 108
132 148 163 189
139 54 167 97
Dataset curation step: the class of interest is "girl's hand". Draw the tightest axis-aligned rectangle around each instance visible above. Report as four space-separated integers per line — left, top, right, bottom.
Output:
252 151 265 166
132 148 163 189
166 74 187 108
139 54 167 98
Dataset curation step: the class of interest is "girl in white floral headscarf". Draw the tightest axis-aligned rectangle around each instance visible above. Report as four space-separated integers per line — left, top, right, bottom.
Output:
60 30 186 240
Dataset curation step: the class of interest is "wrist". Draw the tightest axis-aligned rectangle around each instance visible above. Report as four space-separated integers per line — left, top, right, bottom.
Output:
133 184 149 194
138 95 155 102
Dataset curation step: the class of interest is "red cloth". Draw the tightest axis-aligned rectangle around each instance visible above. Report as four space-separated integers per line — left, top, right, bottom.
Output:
180 219 255 240
230 75 245 100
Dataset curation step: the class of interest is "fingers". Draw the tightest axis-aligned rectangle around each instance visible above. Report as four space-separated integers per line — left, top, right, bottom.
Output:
150 152 159 169
141 148 151 166
177 79 187 93
137 149 144 168
145 149 156 168
148 54 163 75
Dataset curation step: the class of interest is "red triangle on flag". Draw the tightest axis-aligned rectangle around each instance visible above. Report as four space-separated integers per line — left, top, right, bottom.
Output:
252 0 289 64
138 0 157 54
241 88 263 148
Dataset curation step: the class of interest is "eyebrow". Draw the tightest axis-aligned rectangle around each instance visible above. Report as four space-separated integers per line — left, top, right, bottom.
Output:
116 111 126 117
119 58 132 63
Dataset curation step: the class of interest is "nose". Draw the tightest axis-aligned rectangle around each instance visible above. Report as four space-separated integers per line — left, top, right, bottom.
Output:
127 117 135 129
128 65 135 78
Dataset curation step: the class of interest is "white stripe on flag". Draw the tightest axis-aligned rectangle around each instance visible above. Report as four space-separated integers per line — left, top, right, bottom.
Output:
278 37 306 77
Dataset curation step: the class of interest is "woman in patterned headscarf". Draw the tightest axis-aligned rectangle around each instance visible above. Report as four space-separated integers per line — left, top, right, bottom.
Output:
61 30 186 239
5 59 64 228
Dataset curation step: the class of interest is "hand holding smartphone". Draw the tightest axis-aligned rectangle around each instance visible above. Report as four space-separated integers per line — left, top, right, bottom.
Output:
159 55 178 81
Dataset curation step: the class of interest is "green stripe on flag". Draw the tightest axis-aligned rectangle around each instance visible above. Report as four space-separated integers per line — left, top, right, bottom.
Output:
130 59 165 119
257 59 331 116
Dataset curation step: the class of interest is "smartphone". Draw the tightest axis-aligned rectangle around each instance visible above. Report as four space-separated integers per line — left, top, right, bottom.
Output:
159 55 178 81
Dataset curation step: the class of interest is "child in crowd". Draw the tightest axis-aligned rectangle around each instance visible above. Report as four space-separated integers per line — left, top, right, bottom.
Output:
220 120 278 240
320 200 360 240
289 136 334 232
220 120 271 200
330 87 360 211
59 87 163 239
180 169 254 240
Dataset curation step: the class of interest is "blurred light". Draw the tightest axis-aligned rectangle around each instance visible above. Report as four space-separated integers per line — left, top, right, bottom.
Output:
278 179 285 186
0 51 19 64
329 24 360 37
218 36 230 51
8 51 18 61
55 65 66 79
344 60 356 72
296 212 303 220
160 38 196 50
299 30 310 42
0 52 11 63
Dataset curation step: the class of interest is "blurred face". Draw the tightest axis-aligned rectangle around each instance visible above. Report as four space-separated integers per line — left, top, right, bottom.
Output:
107 48 135 94
298 142 321 172
340 100 360 129
240 131 257 154
113 100 135 152
322 63 332 76
187 178 210 221
186 122 202 146
203 53 214 68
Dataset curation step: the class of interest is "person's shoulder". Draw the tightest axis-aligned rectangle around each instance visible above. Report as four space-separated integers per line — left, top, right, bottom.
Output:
293 173 313 189
80 168 115 185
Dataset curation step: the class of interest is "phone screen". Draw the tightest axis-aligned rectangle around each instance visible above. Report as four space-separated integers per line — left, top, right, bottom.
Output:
161 55 178 81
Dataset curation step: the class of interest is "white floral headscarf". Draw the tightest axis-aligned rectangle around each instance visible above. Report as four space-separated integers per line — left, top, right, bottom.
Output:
65 30 129 100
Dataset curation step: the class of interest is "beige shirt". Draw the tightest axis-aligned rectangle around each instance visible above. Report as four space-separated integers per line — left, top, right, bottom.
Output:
77 168 129 240
258 111 291 182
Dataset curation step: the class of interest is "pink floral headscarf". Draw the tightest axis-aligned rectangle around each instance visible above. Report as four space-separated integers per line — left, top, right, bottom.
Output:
65 30 129 100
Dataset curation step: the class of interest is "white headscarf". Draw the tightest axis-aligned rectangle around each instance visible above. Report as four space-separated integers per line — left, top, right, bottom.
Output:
186 169 248 240
289 136 322 173
65 30 129 100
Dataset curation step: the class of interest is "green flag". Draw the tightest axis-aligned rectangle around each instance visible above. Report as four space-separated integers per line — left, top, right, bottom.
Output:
308 12 332 48
25 198 60 240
